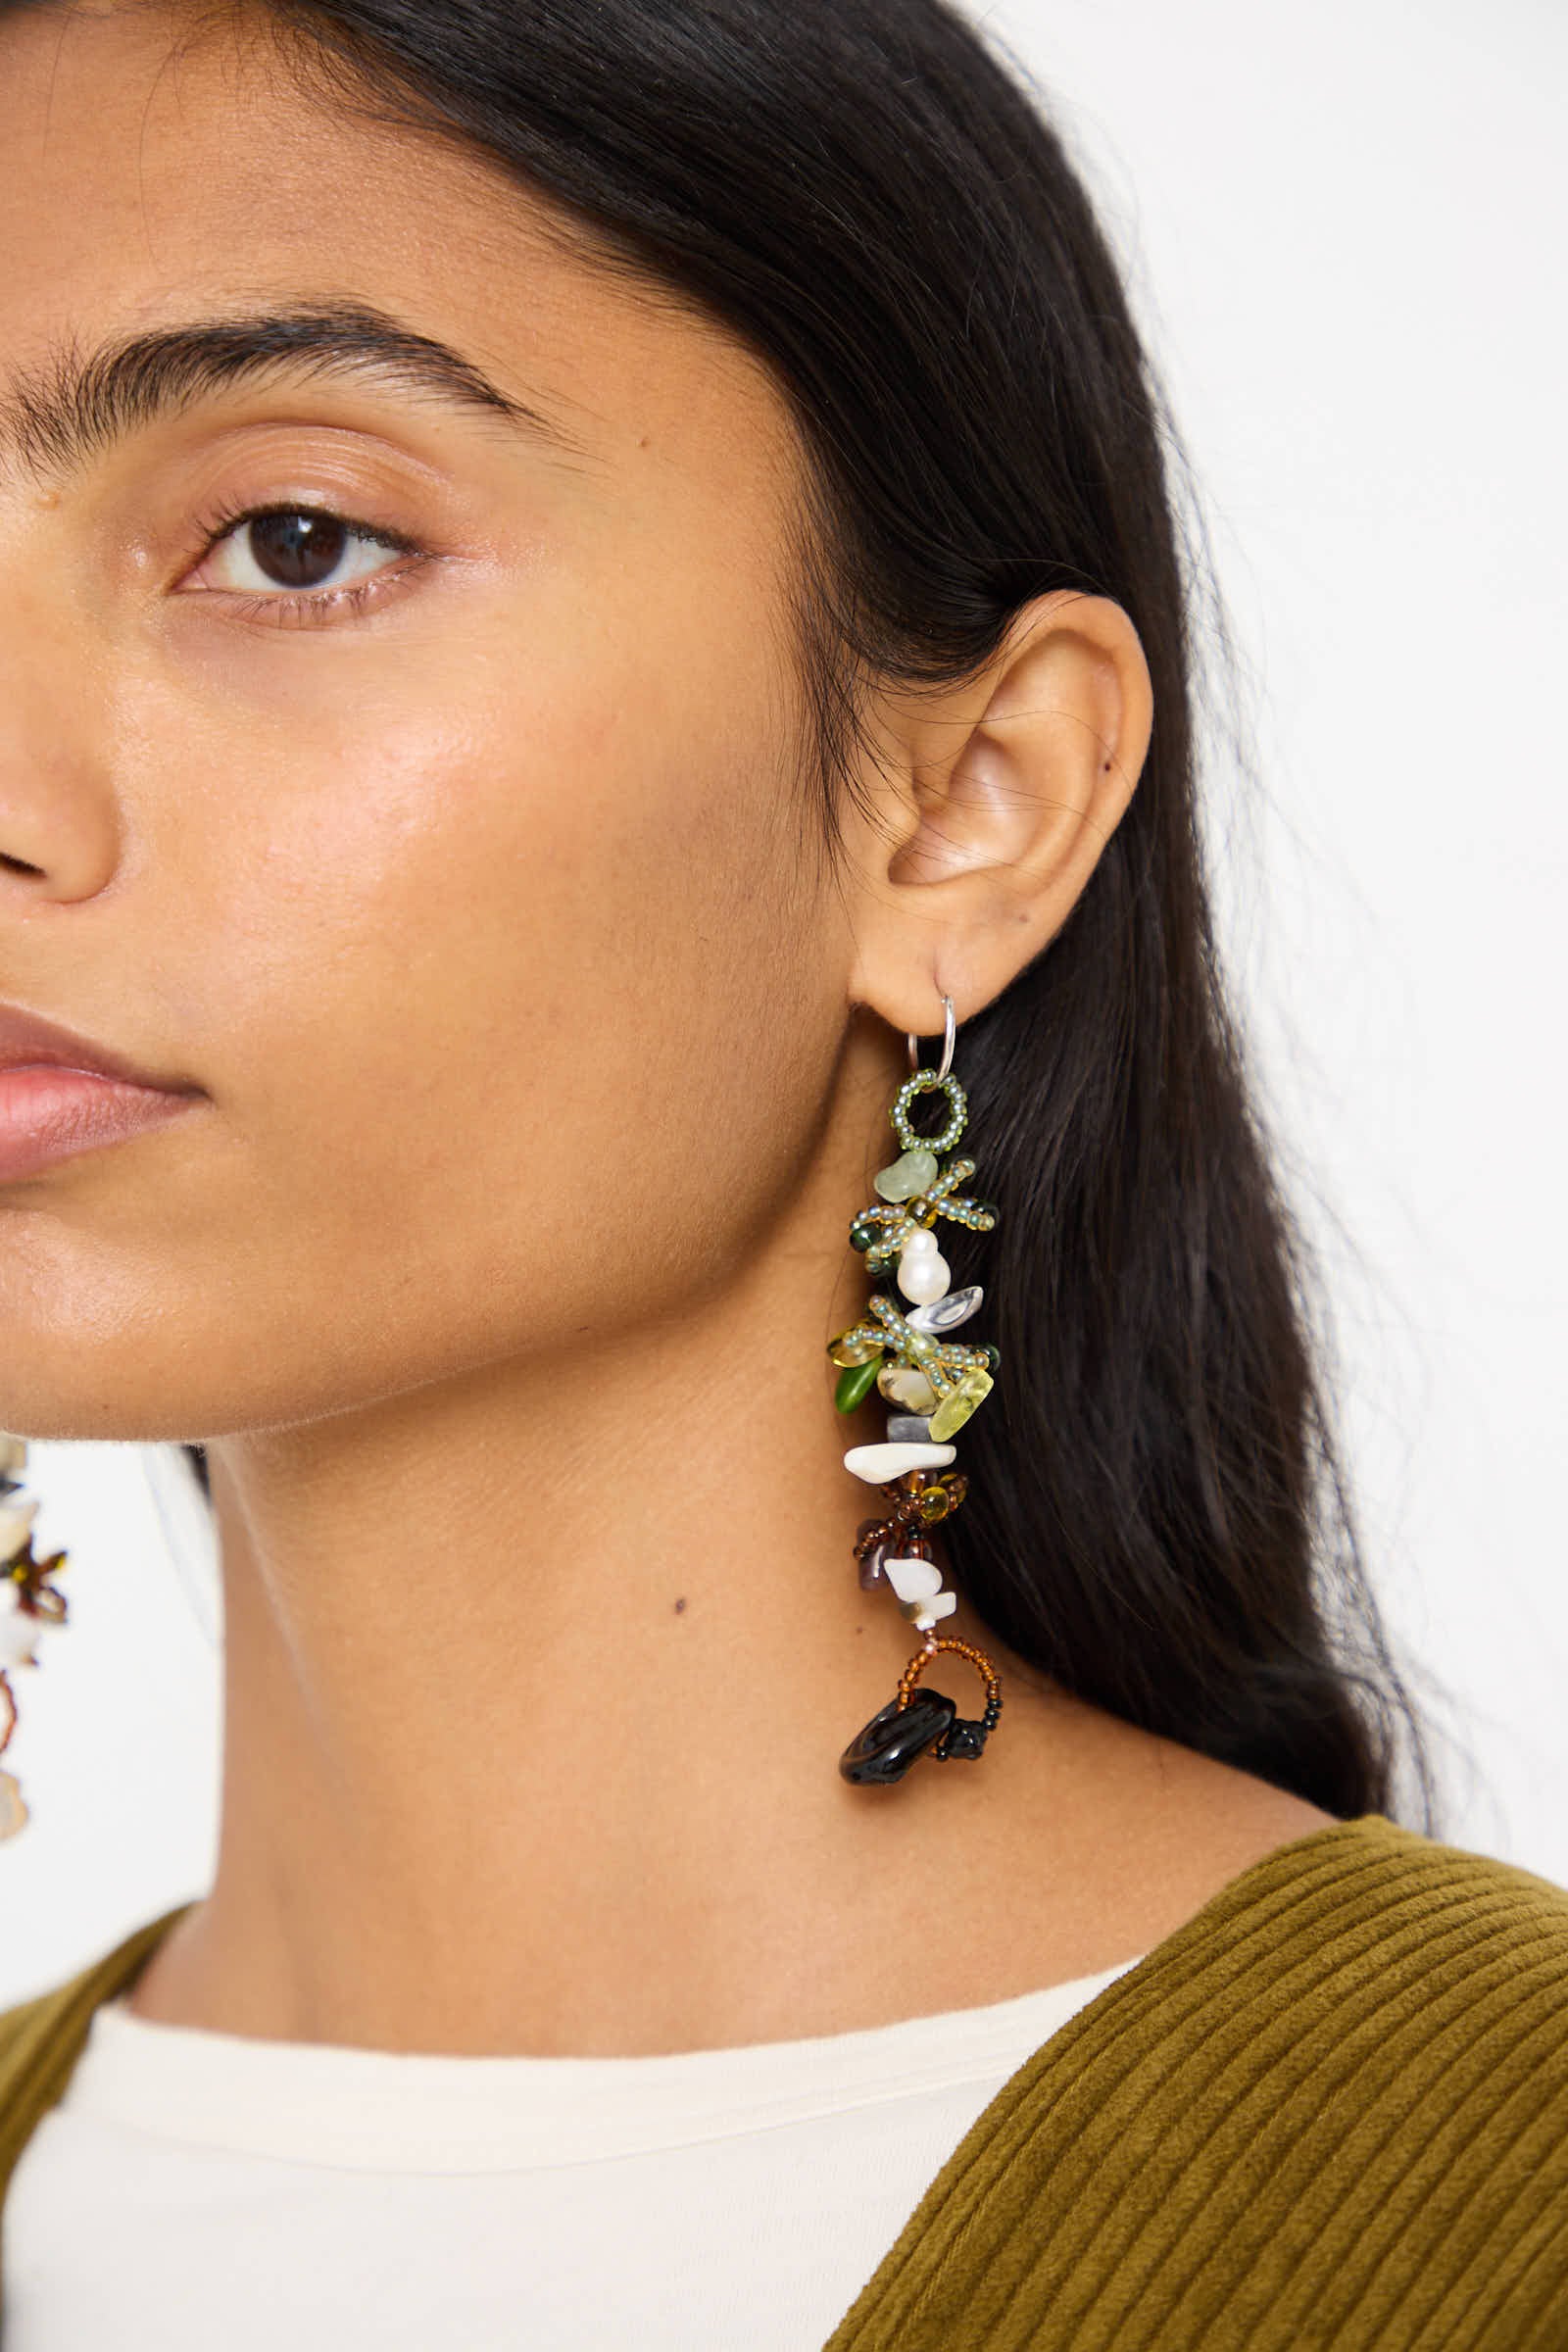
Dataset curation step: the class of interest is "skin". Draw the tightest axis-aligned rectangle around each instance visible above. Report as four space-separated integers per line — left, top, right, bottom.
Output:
0 0 1334 2055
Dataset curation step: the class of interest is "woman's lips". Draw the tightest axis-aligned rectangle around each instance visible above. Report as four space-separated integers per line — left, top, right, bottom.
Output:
0 1064 200 1181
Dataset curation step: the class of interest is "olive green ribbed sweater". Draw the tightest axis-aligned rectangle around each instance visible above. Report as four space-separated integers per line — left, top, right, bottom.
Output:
3 1812 1567 2346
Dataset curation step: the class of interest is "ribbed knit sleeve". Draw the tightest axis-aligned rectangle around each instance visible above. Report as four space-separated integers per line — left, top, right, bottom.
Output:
827 1812 1568 2351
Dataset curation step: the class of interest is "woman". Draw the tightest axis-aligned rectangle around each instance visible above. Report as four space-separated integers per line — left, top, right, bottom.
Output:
0 0 1564 2343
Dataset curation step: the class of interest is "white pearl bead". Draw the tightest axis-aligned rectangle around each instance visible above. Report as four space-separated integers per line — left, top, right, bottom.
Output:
900 1227 939 1257
897 1250 951 1304
843 1441 956 1484
883 1555 943 1603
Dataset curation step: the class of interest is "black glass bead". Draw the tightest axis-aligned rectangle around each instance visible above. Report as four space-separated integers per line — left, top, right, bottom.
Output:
937 1717 989 1762
839 1688 956 1785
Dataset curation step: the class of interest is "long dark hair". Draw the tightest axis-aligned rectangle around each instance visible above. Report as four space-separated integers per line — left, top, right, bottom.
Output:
153 0 1438 1826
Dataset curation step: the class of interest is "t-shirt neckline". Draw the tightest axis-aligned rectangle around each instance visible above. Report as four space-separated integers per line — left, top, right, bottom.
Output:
63 1952 1148 2172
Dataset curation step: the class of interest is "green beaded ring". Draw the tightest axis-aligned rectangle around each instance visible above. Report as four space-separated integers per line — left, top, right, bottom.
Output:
890 1068 967 1155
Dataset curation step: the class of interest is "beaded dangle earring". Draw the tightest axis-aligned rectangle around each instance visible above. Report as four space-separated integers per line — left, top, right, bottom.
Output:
829 997 1004 1784
0 1432 70 1839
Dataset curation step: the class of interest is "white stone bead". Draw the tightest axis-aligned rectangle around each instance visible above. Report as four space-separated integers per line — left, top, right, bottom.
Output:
0 1434 27 1476
906 1285 984 1335
900 1227 939 1257
897 1250 951 1305
883 1555 943 1603
877 1362 939 1412
0 1498 39 1558
843 1441 956 1484
912 1591 958 1631
0 1607 43 1669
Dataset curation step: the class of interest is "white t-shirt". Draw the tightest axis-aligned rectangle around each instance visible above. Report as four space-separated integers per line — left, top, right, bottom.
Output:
4 1950 1145 2350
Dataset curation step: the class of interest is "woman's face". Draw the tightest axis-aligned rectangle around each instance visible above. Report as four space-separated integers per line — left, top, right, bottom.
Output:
0 1 849 1439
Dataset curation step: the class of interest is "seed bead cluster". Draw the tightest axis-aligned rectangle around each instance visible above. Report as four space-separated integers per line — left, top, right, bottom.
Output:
890 1068 968 1155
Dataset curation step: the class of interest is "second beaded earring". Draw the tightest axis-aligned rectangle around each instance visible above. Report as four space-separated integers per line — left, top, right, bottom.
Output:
828 998 1004 1784
0 1432 70 1839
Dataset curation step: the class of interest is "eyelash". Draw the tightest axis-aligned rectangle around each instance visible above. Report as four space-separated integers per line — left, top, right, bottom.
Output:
183 498 432 629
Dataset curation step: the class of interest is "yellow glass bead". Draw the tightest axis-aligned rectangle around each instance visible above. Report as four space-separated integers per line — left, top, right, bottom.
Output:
927 1367 994 1443
827 1328 882 1367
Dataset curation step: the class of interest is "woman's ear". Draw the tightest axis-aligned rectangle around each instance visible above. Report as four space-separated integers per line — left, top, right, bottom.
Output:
841 588 1153 1031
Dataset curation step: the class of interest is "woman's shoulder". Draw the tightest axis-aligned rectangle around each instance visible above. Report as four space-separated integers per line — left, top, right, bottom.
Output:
829 1814 1568 2349
1090 1807 1568 2099
1276 1806 1568 1985
1194 1802 1568 1952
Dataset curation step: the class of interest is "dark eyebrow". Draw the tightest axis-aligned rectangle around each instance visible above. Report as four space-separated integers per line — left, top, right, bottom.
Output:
0 297 591 487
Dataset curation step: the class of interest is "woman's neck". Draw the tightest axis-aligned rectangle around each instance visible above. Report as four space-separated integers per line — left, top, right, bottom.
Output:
124 1058 1335 2055
129 1371 1333 2054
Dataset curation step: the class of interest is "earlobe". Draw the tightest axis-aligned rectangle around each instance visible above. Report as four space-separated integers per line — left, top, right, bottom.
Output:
845 590 1152 1034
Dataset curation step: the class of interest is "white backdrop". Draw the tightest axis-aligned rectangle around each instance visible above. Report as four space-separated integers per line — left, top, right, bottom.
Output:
2 0 1564 2006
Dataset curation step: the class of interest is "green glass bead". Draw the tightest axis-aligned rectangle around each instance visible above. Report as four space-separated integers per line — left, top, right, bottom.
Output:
827 1328 882 1367
928 1366 994 1442
849 1215 880 1252
873 1148 939 1202
834 1357 882 1412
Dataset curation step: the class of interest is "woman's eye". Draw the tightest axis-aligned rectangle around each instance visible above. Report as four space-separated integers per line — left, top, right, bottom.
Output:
182 503 426 622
